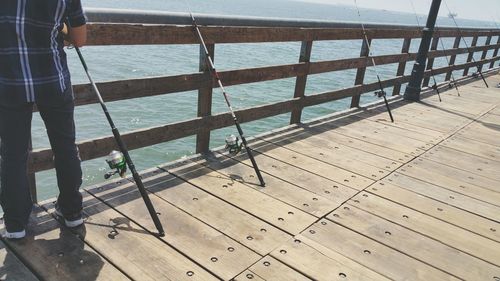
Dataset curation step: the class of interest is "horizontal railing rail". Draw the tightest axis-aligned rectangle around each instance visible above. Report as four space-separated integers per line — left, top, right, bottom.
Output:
27 10 500 202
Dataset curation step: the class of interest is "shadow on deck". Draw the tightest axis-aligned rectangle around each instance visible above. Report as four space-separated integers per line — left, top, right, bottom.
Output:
2 74 500 280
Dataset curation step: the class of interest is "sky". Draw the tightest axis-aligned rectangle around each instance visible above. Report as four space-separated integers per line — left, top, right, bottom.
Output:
296 0 500 22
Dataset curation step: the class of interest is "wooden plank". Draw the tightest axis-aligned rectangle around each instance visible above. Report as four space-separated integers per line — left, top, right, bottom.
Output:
302 126 414 162
2 207 130 281
196 43 215 153
348 191 500 266
335 114 441 144
446 36 461 81
393 38 412 96
270 238 388 280
367 181 500 243
86 24 428 46
463 36 479 76
234 270 266 281
206 152 340 217
85 179 260 280
259 132 397 180
310 119 429 155
250 140 374 190
135 167 291 255
478 35 494 72
356 111 446 140
404 158 500 195
234 256 312 281
265 127 404 170
0 239 38 281
419 96 494 116
490 36 500 69
329 202 500 280
351 38 371 108
301 220 458 280
423 145 500 181
221 147 359 205
290 41 313 124
441 135 500 161
67 47 490 109
386 173 500 223
423 36 440 87
364 104 472 134
165 161 317 235
42 193 219 281
456 122 500 146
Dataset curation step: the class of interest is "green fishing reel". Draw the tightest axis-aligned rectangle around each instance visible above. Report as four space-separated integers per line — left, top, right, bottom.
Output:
105 150 127 179
225 134 243 155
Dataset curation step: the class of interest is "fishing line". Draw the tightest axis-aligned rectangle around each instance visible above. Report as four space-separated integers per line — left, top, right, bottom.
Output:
353 0 394 122
181 0 266 187
408 0 460 99
74 46 165 237
443 0 489 88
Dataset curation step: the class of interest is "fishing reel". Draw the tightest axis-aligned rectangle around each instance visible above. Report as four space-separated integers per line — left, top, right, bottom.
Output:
472 72 479 78
431 83 439 91
104 150 127 179
374 90 387 98
225 135 243 155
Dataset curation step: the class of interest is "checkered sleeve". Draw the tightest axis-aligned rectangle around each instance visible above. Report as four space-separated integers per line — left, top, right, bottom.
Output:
67 0 86 27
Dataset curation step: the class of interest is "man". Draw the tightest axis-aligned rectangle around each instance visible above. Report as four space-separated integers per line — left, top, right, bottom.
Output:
0 0 87 239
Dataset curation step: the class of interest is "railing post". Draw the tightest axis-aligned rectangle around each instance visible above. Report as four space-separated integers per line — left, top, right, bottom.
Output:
351 38 371 108
490 36 500 69
463 36 479 76
290 40 313 124
478 35 493 72
28 136 37 203
393 38 412 96
445 36 461 81
422 36 439 87
196 43 215 154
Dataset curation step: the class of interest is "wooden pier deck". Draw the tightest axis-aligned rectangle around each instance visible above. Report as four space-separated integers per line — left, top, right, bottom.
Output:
2 74 500 280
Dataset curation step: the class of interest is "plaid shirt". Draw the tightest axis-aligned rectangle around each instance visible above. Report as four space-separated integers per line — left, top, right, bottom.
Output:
0 0 86 106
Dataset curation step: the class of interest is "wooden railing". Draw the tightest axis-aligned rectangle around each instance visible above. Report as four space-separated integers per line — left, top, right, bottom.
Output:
27 10 500 202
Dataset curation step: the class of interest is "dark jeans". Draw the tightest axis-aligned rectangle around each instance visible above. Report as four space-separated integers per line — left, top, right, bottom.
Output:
0 99 82 232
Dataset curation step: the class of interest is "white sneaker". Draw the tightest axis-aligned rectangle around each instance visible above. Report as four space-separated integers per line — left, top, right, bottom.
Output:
1 229 26 239
54 205 84 228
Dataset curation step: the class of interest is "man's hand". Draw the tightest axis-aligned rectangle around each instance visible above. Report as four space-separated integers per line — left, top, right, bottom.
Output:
61 23 87 47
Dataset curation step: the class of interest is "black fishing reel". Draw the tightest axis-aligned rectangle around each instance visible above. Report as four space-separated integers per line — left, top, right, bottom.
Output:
432 83 439 91
374 90 387 98
225 135 243 155
104 150 127 179
472 72 479 78
448 82 455 89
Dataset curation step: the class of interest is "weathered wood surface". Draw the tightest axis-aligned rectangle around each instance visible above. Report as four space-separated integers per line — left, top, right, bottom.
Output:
6 75 500 280
0 239 38 281
1 207 131 281
86 23 500 46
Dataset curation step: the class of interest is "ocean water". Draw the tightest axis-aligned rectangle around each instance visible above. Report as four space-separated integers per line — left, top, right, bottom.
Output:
22 0 498 202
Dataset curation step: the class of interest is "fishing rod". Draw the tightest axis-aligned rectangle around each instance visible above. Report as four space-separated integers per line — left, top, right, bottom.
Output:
182 1 266 187
443 0 489 88
74 47 165 237
408 0 460 98
409 1 441 102
353 0 394 122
